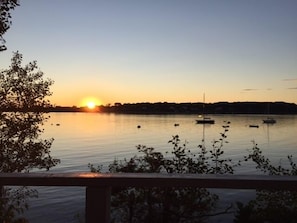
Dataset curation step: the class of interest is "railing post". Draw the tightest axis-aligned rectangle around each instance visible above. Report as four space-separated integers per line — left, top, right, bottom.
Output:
0 185 3 223
0 185 2 198
85 186 111 223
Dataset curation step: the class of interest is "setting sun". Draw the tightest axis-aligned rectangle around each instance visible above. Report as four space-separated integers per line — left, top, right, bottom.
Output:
80 97 102 109
87 101 96 109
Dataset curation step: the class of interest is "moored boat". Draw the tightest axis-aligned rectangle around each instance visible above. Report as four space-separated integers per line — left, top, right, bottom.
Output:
263 117 276 124
263 103 276 124
195 93 215 124
196 117 215 124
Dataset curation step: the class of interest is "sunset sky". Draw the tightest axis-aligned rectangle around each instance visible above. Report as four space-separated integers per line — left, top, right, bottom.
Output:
1 0 297 106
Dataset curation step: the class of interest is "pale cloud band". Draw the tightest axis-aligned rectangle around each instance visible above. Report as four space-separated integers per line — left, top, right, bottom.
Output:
283 79 297 81
243 89 258 91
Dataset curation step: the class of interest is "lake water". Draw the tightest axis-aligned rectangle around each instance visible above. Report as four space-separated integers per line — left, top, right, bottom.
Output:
24 113 297 222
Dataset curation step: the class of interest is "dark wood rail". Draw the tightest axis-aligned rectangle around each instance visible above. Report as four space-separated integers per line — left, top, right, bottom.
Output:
1 172 297 223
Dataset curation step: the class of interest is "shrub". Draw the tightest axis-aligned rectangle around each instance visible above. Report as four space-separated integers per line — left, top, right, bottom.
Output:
90 125 237 222
234 142 297 223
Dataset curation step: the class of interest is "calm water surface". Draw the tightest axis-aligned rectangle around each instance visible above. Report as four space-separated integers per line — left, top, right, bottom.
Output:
25 113 297 222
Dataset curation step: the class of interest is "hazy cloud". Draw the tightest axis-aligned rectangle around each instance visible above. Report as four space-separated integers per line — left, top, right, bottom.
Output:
243 89 258 91
288 87 297 90
283 78 297 81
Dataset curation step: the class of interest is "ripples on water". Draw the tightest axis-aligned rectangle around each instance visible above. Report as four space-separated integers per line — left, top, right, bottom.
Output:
24 113 297 222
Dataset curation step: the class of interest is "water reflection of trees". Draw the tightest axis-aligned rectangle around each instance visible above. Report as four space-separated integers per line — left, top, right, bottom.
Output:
0 52 60 222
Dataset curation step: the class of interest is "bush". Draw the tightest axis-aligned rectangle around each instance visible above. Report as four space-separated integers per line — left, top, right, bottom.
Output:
234 142 297 223
90 125 238 222
90 123 297 222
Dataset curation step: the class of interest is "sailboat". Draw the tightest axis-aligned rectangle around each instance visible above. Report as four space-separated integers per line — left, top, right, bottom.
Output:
263 102 276 124
196 94 215 124
263 117 276 124
196 116 215 124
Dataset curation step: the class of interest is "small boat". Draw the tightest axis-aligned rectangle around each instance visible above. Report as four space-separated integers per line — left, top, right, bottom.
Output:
195 93 215 124
222 121 230 128
249 124 259 128
263 103 276 124
196 117 215 124
263 118 276 124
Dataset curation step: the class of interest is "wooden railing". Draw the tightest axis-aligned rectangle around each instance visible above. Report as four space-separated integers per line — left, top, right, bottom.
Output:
1 172 297 223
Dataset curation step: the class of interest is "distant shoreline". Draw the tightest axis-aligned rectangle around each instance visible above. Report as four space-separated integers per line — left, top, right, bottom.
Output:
3 101 296 114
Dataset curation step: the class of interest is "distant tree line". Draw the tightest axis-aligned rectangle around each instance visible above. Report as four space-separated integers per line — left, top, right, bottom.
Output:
99 102 297 114
6 101 296 114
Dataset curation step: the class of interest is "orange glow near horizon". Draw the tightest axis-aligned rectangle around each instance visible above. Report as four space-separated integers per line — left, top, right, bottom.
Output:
80 97 102 108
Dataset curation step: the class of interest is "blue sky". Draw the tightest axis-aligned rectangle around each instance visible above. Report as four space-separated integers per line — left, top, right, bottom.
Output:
1 0 297 106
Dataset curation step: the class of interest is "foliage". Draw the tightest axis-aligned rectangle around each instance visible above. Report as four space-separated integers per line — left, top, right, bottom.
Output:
0 187 37 223
90 123 297 222
244 141 297 176
0 52 59 222
0 51 59 172
163 124 239 175
90 125 238 222
0 51 54 111
234 142 297 223
0 0 19 51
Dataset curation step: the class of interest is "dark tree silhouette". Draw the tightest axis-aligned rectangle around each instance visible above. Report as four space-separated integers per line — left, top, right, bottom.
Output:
0 0 19 51
0 51 59 172
0 52 59 222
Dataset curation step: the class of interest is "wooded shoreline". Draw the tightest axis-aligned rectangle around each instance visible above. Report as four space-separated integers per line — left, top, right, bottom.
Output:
3 101 297 114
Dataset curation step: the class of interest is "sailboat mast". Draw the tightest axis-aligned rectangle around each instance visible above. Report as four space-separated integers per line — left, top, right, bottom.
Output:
203 93 205 116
